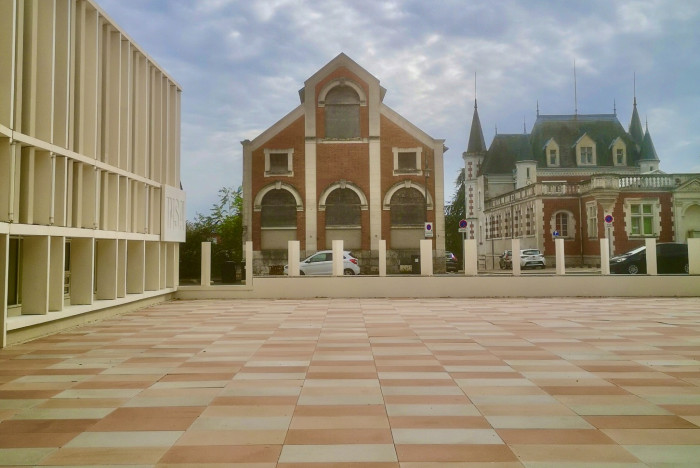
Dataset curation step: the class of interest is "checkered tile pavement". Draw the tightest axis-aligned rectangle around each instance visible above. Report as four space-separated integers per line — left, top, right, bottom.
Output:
2 297 700 466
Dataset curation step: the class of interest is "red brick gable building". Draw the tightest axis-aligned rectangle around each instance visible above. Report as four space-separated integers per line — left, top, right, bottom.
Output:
242 54 446 274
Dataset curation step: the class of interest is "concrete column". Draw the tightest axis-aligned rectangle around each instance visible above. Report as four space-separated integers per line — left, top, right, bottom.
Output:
126 240 144 294
0 234 7 348
511 239 521 276
332 240 343 277
555 238 565 275
200 241 211 287
49 237 65 311
689 238 700 275
464 239 477 276
117 239 127 297
288 240 300 276
71 237 94 304
96 239 118 299
645 238 657 276
304 140 317 251
145 242 160 291
600 238 610 275
378 239 386 277
245 241 253 285
420 239 433 276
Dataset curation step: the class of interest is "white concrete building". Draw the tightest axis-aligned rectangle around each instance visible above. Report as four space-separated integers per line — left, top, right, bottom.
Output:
0 0 185 347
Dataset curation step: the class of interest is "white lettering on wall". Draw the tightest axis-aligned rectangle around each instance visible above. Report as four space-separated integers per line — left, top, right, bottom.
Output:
162 186 187 242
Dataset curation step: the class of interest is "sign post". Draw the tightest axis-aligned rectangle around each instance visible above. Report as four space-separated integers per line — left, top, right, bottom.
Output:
604 215 614 257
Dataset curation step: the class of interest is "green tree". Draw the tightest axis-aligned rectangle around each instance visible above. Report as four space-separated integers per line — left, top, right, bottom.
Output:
444 168 465 259
179 186 244 282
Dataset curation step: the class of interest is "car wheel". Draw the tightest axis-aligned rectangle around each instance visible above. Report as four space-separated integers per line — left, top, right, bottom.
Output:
684 263 689 274
344 268 355 275
627 264 639 274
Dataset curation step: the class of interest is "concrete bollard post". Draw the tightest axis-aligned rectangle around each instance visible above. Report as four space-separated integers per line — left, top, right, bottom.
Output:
645 238 657 275
379 240 386 277
332 240 344 276
464 239 477 276
287 240 300 276
420 239 433 276
600 238 610 275
555 238 565 275
201 242 211 286
689 238 700 275
511 239 521 276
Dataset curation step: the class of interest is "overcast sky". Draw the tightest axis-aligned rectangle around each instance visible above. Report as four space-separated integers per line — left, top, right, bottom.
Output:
98 0 700 220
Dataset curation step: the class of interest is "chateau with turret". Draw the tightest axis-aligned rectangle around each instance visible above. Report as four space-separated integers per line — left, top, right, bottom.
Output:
463 95 700 266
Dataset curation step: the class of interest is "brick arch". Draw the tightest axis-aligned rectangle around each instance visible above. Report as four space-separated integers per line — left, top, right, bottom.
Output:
318 181 368 211
253 182 303 212
383 180 433 210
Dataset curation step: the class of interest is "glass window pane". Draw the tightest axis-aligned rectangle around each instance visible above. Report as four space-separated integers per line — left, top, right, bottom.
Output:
643 204 652 214
643 217 653 234
631 205 640 214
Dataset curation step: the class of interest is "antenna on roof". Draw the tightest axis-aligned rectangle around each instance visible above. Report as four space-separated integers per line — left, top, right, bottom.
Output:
574 59 578 117
523 116 527 134
536 100 540 117
614 99 617 115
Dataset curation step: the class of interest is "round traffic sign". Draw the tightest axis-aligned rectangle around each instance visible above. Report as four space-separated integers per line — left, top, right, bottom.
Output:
459 219 467 229
604 215 614 223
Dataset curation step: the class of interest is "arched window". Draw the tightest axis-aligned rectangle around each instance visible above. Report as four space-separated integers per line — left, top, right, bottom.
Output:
325 85 360 139
555 212 568 237
261 190 297 228
325 189 361 227
390 188 424 226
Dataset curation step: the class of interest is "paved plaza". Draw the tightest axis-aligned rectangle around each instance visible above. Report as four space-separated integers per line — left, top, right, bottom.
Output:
2 297 700 467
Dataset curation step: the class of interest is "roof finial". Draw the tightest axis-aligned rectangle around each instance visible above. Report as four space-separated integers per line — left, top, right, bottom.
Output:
523 116 527 134
495 123 498 135
633 72 637 106
474 72 478 109
536 100 540 117
614 99 617 115
574 59 578 116
645 115 648 131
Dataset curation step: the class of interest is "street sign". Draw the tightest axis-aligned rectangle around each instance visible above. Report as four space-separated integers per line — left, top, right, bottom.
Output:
604 214 614 224
458 228 468 233
459 219 468 229
553 230 560 237
424 222 433 238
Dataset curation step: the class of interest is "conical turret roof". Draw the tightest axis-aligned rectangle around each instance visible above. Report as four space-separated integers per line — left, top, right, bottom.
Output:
629 97 644 147
467 100 487 154
640 124 659 161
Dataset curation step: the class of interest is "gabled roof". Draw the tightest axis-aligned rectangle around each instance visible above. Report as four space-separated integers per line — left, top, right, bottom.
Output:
299 52 387 103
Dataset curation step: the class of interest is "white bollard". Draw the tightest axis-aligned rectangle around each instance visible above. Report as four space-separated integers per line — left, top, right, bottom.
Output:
689 238 700 275
555 238 565 275
420 239 433 276
600 238 610 275
287 240 300 276
645 238 657 275
201 242 211 286
511 239 521 276
332 240 344 276
463 239 477 276
379 239 386 277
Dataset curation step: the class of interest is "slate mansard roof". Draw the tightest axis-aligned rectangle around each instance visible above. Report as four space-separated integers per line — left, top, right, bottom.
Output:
476 111 654 176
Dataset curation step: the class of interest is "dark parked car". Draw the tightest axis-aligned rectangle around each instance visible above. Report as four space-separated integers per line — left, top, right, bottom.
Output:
445 251 458 272
610 243 689 274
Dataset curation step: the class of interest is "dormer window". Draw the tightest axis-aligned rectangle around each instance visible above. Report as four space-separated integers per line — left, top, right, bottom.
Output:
574 134 596 166
544 139 560 167
610 137 627 166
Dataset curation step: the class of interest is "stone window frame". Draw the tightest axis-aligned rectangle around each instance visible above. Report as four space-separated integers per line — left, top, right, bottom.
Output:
318 78 367 142
574 133 597 166
610 137 627 167
392 147 423 175
624 197 661 238
383 180 433 212
253 181 304 215
264 148 294 177
586 201 598 239
544 139 560 167
550 209 576 239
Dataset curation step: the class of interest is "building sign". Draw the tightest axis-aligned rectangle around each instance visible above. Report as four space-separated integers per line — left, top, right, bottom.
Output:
162 185 186 242
424 222 433 238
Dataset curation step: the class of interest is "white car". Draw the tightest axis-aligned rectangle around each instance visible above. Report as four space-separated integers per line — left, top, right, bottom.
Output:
284 250 360 275
520 249 546 269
